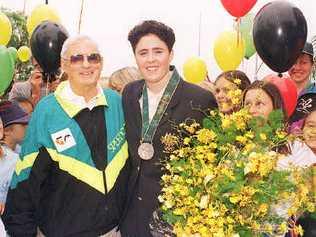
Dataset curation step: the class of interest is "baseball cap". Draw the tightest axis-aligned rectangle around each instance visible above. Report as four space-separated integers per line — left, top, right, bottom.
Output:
289 93 316 123
302 42 314 58
0 101 29 127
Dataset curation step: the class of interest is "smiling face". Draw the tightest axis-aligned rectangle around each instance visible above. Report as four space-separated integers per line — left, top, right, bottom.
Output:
134 33 173 85
303 111 316 152
214 77 238 114
288 54 313 85
244 88 274 120
61 39 103 90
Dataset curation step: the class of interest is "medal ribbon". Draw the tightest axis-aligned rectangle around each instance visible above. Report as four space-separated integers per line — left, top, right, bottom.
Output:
141 69 180 143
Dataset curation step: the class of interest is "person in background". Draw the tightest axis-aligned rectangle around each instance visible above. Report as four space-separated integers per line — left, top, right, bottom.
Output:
108 67 141 94
243 80 287 121
9 58 61 106
10 97 34 115
214 70 251 114
288 42 315 96
244 81 316 237
120 20 217 237
0 101 29 216
284 94 316 237
0 116 5 236
198 75 215 94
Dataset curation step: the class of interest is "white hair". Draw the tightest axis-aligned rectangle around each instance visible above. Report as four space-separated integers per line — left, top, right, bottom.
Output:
60 35 100 58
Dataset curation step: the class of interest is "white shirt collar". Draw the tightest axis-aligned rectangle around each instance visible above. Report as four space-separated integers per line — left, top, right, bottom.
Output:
61 81 104 110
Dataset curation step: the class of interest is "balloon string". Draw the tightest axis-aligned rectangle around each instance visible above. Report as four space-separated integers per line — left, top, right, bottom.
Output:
23 0 27 14
256 60 264 75
78 0 85 33
236 17 241 46
198 11 202 57
46 75 49 96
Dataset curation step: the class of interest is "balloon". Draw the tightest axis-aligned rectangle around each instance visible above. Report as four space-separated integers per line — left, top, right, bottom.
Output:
264 74 298 117
214 31 245 71
239 13 256 59
183 57 207 84
0 12 12 46
220 0 257 17
8 47 17 63
30 21 68 75
0 46 15 96
17 46 31 62
27 4 61 36
253 1 307 73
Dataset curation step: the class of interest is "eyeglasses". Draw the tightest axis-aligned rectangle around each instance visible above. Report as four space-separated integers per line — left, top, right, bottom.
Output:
64 53 102 65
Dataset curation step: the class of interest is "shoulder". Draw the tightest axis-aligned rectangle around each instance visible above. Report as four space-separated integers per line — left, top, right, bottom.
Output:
103 88 122 102
180 80 217 107
9 80 31 99
12 80 31 88
32 94 58 117
182 80 214 97
122 80 144 97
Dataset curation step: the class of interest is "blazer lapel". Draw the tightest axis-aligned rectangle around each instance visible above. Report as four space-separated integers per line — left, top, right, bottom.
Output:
129 80 144 139
158 79 184 127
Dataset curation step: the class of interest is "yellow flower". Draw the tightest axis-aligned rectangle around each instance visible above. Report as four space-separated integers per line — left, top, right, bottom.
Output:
222 117 231 129
233 78 241 85
196 129 216 144
279 222 288 234
257 203 268 216
229 196 240 204
199 195 209 209
236 135 247 144
231 97 240 105
260 133 267 140
184 137 191 145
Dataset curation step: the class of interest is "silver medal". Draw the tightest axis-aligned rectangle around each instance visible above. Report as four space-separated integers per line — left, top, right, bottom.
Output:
138 142 154 160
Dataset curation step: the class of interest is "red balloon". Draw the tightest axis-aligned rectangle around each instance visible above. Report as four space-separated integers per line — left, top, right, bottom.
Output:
220 0 257 17
264 74 298 117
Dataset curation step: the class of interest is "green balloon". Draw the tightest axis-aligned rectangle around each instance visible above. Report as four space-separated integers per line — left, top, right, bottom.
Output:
8 47 18 63
240 13 256 59
0 46 15 96
244 33 256 59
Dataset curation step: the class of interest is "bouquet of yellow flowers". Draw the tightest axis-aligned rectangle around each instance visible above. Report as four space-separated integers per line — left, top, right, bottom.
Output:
159 109 315 237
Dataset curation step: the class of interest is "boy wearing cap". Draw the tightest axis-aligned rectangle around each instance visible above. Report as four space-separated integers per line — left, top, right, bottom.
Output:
288 42 315 95
0 101 29 215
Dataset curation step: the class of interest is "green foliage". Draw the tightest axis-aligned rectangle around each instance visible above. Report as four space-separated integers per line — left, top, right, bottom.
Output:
1 7 32 81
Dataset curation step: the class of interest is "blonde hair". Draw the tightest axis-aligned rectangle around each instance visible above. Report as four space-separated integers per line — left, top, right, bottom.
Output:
108 67 141 93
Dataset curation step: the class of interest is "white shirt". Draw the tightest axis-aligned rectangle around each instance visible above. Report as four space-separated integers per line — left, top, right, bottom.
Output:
277 140 316 170
61 81 104 111
0 218 5 237
139 86 166 122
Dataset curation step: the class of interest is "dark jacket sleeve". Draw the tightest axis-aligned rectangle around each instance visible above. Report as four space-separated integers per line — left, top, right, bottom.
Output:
3 106 52 237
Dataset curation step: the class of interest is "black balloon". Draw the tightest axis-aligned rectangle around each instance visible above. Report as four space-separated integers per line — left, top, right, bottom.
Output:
253 1 307 73
30 21 68 78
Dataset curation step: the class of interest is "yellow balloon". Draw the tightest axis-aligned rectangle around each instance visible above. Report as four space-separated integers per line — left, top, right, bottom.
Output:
27 4 61 36
17 46 32 62
214 31 245 71
0 12 12 46
183 57 207 84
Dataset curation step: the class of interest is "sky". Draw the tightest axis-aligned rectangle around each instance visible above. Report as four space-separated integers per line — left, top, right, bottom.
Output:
0 0 315 80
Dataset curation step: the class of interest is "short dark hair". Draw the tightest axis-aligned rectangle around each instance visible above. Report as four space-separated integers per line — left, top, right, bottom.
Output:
243 80 287 120
128 20 175 52
215 70 251 91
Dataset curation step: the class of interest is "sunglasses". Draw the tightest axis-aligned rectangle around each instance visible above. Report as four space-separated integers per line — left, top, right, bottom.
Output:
65 53 102 65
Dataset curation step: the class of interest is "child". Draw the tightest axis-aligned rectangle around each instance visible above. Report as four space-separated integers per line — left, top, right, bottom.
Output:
0 101 29 215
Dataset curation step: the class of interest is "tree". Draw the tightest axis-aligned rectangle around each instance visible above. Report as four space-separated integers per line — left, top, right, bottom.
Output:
1 7 33 81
